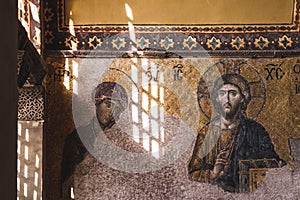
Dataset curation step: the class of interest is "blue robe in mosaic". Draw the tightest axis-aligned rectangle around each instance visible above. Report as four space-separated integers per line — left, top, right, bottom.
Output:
188 114 285 193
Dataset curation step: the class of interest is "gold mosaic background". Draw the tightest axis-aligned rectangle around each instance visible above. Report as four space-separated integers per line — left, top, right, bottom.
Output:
65 0 294 25
45 56 300 199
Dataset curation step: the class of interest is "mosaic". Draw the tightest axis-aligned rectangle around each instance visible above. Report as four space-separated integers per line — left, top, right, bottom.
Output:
42 0 300 198
45 57 300 199
64 0 294 25
43 0 300 54
18 0 41 52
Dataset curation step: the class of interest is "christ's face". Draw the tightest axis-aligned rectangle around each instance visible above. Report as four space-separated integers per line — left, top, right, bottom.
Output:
215 84 244 118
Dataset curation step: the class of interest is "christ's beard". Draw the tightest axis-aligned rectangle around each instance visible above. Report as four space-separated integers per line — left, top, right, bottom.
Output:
217 103 241 119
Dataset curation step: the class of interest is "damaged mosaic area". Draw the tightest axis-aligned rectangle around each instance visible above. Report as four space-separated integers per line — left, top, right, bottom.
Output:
51 57 300 199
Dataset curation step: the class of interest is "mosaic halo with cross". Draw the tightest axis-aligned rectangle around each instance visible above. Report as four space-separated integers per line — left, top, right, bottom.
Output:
197 59 266 120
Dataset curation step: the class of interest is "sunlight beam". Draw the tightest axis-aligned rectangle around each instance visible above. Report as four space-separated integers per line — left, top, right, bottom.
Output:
125 3 134 21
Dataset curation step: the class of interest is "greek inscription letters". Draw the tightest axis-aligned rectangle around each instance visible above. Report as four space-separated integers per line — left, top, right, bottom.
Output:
264 62 285 80
293 60 300 94
293 60 300 75
145 65 159 82
173 64 183 81
54 66 75 82
295 78 300 94
296 83 300 94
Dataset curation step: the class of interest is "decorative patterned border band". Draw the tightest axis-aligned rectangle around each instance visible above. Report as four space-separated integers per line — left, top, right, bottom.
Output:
43 0 300 54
